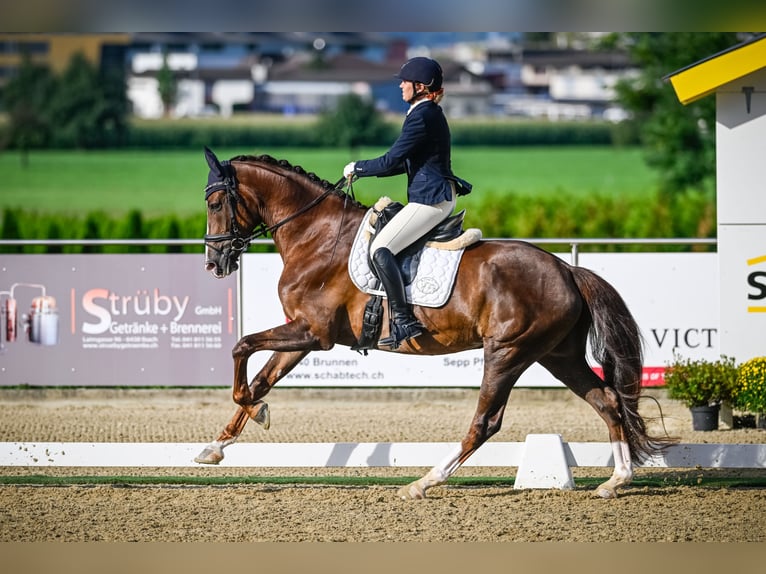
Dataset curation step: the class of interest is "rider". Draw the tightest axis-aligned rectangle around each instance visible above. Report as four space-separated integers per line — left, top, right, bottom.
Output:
343 56 471 349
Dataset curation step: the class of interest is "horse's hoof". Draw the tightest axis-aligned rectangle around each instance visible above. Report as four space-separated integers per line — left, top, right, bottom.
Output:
596 485 617 499
397 483 426 501
251 402 270 430
194 444 224 465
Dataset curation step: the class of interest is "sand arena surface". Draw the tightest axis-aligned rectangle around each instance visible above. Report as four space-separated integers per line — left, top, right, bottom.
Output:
0 387 764 542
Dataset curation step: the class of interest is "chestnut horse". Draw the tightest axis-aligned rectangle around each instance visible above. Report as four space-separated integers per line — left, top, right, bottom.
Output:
196 148 671 500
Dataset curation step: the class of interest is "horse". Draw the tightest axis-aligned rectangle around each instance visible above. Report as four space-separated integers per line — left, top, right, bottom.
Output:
196 147 673 500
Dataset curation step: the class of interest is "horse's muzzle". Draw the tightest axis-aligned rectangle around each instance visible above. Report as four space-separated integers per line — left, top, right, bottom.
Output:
205 257 238 278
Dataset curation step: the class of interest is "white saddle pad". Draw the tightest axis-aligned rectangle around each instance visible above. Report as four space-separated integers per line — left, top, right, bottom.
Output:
347 209 465 308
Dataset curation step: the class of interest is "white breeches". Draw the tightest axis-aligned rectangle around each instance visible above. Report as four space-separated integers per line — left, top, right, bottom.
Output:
370 189 456 256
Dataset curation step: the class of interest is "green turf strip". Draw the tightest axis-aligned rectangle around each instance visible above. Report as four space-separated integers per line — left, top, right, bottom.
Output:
1 475 764 488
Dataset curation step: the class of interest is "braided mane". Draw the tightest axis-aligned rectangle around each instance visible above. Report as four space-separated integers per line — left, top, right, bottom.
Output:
230 154 366 208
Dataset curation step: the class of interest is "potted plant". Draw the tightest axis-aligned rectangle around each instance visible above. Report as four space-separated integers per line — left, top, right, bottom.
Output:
732 356 766 429
664 354 738 430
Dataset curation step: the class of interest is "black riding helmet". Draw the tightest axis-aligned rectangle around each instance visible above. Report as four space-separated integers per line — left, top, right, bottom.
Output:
396 57 443 102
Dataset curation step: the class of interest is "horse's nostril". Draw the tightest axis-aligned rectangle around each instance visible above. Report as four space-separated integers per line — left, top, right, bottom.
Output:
205 261 216 272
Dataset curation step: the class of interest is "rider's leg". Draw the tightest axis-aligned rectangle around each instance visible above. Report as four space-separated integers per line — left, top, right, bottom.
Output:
370 195 455 349
371 246 423 348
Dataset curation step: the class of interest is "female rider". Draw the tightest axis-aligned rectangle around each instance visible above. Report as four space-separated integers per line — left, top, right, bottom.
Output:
343 57 471 349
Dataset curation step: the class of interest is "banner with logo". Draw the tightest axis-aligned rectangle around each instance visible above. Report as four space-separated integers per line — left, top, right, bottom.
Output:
0 255 237 386
1 251 721 387
718 225 766 361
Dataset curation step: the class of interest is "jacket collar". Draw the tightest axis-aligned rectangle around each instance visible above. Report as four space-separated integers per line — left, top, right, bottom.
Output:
406 98 431 116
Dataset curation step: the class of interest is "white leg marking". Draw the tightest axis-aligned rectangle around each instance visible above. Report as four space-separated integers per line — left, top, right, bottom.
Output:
596 440 633 499
194 437 239 465
612 440 633 482
399 445 463 500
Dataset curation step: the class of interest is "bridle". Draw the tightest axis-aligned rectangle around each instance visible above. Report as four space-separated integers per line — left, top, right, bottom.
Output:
203 159 348 271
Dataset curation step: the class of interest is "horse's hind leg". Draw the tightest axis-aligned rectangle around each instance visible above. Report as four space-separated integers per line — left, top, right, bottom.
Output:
398 343 526 500
540 355 633 499
195 349 309 464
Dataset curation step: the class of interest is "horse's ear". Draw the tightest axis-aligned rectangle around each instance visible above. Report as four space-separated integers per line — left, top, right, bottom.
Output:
204 146 222 172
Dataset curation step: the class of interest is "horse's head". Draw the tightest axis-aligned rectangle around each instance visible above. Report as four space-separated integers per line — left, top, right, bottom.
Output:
203 147 259 278
203 148 355 278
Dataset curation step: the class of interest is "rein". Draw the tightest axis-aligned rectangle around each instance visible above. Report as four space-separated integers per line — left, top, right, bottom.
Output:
204 160 348 264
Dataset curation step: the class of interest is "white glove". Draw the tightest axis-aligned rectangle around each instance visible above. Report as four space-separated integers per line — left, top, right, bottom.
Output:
343 162 356 178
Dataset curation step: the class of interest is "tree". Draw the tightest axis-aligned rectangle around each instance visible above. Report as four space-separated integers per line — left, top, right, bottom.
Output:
156 52 178 118
121 210 147 253
47 52 128 148
98 65 130 146
610 33 745 196
0 55 54 166
0 209 23 253
315 93 391 154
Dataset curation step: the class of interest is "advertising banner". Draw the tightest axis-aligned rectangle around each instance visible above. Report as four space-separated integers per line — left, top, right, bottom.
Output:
241 252 719 388
577 252 719 386
0 255 238 386
1 251 719 388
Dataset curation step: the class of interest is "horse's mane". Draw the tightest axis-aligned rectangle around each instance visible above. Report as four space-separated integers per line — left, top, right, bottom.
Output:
231 154 367 209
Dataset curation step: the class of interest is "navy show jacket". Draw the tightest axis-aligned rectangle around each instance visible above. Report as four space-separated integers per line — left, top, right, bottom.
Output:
353 100 471 204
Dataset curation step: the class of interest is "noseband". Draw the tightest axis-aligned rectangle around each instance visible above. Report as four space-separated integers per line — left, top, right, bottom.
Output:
203 160 256 270
204 160 346 269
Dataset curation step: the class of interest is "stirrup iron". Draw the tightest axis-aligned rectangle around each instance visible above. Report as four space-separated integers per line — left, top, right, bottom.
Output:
379 317 423 349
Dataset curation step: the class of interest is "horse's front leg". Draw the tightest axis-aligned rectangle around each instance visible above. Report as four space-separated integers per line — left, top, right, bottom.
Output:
194 349 308 464
195 320 318 464
194 350 308 464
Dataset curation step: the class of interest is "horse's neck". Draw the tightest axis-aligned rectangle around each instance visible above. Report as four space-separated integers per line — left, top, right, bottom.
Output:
240 163 367 261
269 189 364 262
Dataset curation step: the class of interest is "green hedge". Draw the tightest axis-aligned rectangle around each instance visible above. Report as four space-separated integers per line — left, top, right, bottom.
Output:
124 119 635 149
0 118 636 150
468 190 715 252
449 121 628 146
1 208 205 254
1 191 715 254
125 122 325 149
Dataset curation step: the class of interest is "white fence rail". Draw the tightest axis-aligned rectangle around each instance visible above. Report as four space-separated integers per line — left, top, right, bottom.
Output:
3 438 763 469
0 237 718 266
4 435 763 490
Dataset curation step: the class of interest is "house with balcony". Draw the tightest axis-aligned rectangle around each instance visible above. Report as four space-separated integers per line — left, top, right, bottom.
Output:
486 40 635 121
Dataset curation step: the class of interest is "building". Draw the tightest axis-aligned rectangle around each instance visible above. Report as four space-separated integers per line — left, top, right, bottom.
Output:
485 35 635 121
1 33 634 121
0 33 130 86
124 32 395 118
256 51 493 118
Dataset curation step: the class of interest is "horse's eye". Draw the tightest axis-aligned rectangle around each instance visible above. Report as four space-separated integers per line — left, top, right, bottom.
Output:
209 201 222 212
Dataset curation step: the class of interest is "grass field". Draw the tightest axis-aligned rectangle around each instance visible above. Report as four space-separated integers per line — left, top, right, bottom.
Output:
0 146 660 216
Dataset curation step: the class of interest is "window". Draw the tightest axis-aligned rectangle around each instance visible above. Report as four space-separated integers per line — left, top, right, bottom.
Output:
0 41 49 55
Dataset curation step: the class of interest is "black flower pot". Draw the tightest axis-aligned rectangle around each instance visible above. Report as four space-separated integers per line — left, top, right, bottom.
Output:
690 404 720 431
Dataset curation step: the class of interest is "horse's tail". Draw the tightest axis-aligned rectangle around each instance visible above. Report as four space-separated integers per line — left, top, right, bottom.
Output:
570 266 674 462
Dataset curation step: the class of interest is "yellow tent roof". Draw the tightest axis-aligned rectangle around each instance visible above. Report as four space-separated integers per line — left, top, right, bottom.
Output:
666 34 766 105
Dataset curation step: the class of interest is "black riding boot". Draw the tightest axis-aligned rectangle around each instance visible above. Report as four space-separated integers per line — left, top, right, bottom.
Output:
371 247 424 349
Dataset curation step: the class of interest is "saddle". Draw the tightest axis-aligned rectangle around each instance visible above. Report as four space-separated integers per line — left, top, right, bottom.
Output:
367 199 467 276
351 198 481 353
